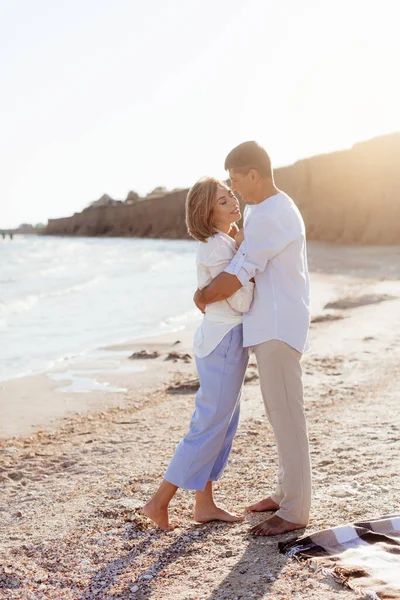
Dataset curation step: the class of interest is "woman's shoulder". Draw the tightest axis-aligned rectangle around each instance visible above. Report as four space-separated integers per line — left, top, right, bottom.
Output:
197 232 235 261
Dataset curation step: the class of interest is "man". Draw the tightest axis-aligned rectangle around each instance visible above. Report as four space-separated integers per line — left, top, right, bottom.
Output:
194 141 311 536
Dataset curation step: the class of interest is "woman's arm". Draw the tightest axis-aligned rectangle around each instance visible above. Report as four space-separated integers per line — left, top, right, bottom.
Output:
193 240 247 312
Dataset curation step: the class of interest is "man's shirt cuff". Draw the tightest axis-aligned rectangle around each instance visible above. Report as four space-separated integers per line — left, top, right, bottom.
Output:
224 248 252 286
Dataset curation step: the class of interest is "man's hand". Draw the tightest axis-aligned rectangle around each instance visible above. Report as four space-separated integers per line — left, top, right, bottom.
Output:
235 227 244 247
193 288 206 313
196 273 243 306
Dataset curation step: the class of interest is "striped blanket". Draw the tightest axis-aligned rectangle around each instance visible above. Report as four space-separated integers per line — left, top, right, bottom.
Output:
279 515 400 599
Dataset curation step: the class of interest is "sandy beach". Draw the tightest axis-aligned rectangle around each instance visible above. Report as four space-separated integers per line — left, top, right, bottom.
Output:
1 244 400 599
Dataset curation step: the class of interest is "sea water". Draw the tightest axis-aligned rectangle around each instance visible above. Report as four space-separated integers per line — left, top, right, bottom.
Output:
0 235 198 381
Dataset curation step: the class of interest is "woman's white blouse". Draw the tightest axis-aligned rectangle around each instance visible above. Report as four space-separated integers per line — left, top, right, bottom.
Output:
194 231 254 358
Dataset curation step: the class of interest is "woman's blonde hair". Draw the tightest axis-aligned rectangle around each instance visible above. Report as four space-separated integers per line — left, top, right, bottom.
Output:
185 177 227 242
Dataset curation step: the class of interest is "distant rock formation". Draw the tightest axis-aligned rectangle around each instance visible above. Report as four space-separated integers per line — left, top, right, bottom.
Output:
125 191 140 204
1 223 43 238
17 223 39 234
90 194 120 208
45 189 189 239
43 133 400 244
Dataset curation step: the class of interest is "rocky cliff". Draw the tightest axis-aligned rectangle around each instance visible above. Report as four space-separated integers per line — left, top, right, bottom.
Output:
44 133 400 244
45 189 189 239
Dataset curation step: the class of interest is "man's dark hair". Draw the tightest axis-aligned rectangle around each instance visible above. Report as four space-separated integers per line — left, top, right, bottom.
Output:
224 141 272 178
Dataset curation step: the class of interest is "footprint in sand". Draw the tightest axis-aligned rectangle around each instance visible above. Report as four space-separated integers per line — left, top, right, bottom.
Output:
7 471 25 482
305 355 344 376
324 294 396 310
311 314 344 324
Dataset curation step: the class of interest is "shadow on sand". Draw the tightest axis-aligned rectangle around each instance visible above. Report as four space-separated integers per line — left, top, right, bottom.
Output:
79 515 295 600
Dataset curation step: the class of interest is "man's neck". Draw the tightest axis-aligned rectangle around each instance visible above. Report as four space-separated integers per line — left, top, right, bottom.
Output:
252 182 280 205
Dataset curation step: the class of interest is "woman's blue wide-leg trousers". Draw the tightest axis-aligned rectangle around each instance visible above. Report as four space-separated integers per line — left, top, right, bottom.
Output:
164 324 249 491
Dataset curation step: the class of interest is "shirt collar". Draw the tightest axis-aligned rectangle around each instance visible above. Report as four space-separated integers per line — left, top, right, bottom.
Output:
216 230 236 244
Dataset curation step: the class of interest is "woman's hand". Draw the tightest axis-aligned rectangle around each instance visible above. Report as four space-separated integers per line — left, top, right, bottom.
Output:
228 222 239 240
235 227 244 247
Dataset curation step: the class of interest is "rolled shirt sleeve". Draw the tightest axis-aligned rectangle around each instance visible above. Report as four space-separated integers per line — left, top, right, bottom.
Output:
225 205 303 286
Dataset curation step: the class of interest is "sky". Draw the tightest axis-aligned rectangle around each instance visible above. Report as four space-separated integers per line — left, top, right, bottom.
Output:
1 0 399 228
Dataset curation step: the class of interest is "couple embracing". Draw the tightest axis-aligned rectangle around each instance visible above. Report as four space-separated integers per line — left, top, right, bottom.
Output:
143 141 312 537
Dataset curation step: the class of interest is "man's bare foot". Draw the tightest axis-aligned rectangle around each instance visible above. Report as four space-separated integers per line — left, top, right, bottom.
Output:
246 497 280 512
141 500 174 531
250 515 306 536
194 506 245 524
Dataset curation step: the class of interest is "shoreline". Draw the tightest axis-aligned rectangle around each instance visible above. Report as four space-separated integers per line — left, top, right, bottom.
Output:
0 322 200 441
0 270 343 441
1 243 399 441
0 314 199 385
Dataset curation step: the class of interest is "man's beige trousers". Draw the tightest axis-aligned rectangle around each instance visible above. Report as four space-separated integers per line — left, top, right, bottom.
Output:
254 339 312 525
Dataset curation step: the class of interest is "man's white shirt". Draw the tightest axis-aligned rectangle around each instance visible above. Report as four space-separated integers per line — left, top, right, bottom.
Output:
225 192 310 353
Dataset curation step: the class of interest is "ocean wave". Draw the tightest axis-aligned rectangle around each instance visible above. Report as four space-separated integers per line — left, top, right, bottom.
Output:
0 276 104 317
28 265 67 278
161 309 200 326
149 259 171 271
47 275 105 297
0 295 39 316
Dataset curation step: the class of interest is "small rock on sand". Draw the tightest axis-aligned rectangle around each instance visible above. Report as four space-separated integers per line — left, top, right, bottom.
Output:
245 372 259 383
164 352 192 363
129 350 160 360
119 498 143 510
167 379 200 394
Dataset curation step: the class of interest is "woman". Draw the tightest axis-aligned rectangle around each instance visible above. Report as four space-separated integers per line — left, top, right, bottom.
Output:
142 177 253 530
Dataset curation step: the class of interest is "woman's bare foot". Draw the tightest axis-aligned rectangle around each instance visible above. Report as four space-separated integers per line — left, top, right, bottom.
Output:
141 500 174 531
194 506 245 524
246 497 280 512
249 515 306 536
